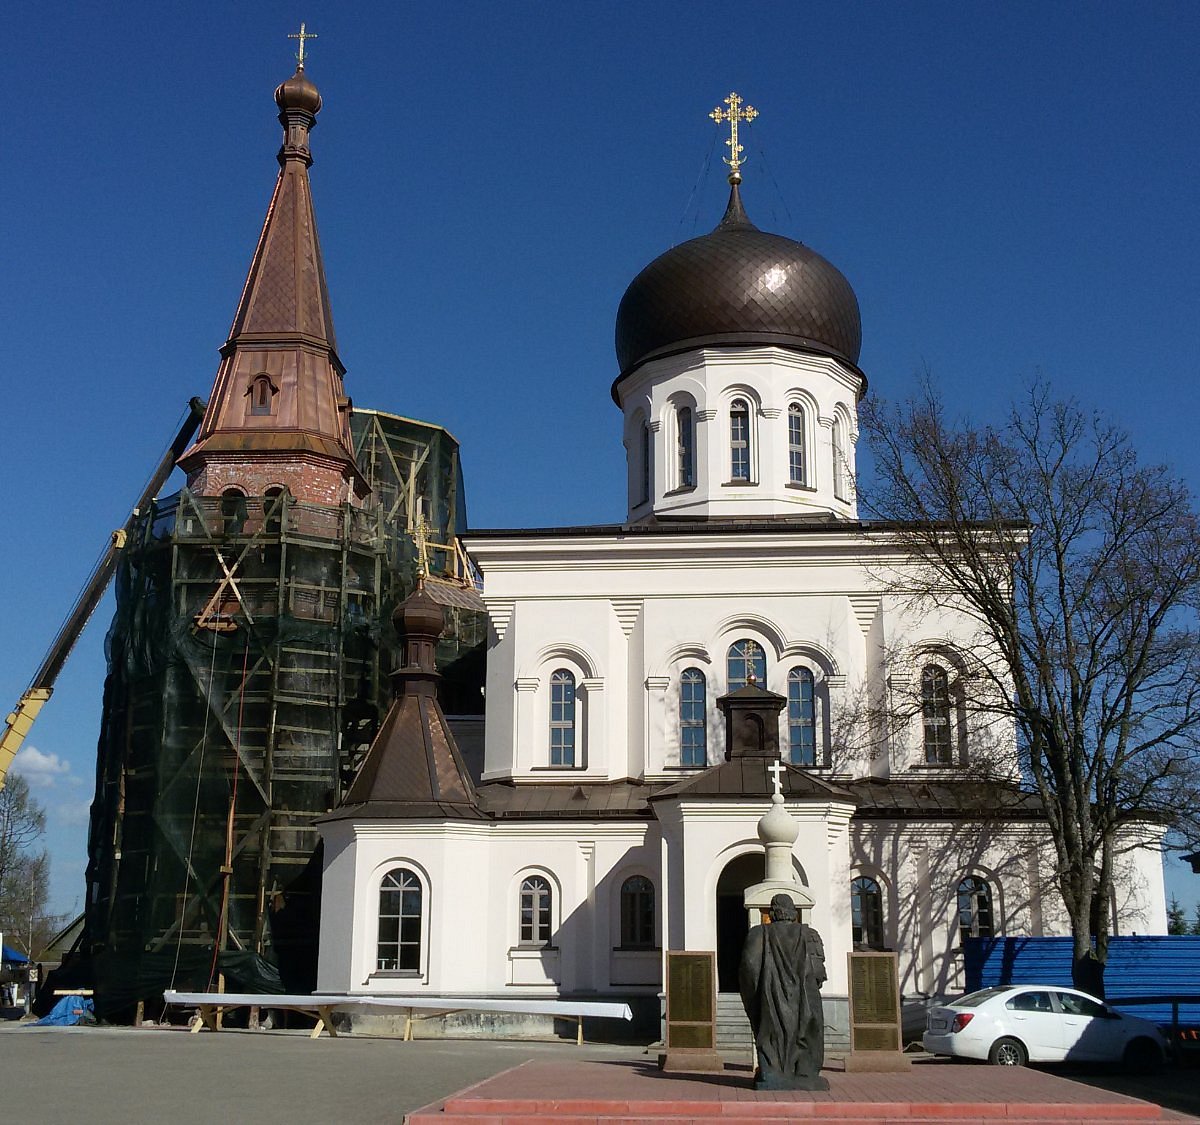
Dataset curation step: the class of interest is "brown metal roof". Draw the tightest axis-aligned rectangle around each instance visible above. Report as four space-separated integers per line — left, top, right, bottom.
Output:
476 779 658 819
846 778 1046 820
324 694 488 823
613 183 863 397
177 67 364 497
652 758 855 802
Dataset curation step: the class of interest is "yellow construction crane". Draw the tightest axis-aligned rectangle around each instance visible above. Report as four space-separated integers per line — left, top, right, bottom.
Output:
0 399 206 789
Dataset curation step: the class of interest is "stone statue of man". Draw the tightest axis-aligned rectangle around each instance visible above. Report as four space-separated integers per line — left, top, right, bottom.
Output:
738 893 828 1090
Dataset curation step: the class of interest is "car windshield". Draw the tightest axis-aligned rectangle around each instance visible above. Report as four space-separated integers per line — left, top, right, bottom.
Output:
954 987 1013 1008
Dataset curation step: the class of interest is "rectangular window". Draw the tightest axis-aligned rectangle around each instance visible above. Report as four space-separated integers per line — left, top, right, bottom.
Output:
731 405 750 481
550 671 576 767
677 407 695 488
680 671 706 767
788 406 807 485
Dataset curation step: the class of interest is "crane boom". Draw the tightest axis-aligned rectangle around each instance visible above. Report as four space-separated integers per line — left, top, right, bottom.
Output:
0 398 207 788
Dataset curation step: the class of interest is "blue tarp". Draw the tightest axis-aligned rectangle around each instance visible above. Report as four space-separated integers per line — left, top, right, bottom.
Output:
31 995 94 1026
2 944 30 963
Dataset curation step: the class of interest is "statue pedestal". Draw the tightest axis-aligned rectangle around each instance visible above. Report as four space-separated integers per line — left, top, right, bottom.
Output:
658 1049 725 1074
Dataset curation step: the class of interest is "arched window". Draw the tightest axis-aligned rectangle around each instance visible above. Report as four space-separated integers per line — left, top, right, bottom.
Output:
679 668 707 767
851 875 885 949
787 667 817 766
519 875 553 945
727 639 766 690
377 867 422 971
730 399 751 481
639 423 651 506
247 373 276 416
549 670 576 767
922 664 953 764
677 406 695 489
221 488 247 535
832 418 848 500
788 403 807 485
957 876 994 942
620 875 655 948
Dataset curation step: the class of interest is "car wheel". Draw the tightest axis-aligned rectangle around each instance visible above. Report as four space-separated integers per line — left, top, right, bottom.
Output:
988 1037 1027 1067
1123 1038 1163 1073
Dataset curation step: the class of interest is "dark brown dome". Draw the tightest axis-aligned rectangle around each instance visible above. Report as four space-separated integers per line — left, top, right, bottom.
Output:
613 185 861 397
274 68 322 115
393 584 444 640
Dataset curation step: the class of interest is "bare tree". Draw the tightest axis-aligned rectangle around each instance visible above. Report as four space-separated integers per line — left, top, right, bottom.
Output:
861 380 1200 993
0 773 53 957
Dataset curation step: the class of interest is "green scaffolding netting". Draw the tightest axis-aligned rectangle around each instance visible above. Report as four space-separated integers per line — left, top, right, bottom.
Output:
74 409 484 1019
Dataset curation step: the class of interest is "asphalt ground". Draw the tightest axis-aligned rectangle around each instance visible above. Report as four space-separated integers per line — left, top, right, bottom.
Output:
0 1024 646 1124
1 1024 1196 1124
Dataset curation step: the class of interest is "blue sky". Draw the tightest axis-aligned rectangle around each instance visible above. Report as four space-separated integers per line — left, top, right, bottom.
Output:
3 2 1198 919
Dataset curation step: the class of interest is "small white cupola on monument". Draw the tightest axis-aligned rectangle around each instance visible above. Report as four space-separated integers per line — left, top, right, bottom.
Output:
612 94 867 524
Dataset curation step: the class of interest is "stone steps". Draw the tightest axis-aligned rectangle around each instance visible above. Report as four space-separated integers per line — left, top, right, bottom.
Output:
715 992 753 1052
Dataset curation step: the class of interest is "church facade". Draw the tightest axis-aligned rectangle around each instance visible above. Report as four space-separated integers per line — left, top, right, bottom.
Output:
311 100 1168 1034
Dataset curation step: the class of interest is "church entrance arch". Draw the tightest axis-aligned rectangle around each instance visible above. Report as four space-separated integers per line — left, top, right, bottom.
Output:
715 852 763 992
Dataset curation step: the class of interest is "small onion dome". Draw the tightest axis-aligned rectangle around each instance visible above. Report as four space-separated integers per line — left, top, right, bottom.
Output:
393 583 444 641
613 184 862 399
275 67 322 115
758 790 800 849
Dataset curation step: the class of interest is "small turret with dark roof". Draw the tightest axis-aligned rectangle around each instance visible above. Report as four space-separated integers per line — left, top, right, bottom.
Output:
324 583 487 822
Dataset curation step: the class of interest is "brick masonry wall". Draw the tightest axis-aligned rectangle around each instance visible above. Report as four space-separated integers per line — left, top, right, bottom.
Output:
188 454 356 507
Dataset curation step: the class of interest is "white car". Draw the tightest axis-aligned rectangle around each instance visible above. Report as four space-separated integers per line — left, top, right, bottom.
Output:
923 985 1168 1069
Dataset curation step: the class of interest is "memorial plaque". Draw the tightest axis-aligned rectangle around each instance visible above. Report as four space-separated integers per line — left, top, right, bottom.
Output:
661 951 722 1072
846 951 907 1065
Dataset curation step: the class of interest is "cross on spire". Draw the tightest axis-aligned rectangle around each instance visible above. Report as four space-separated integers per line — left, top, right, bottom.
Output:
289 22 317 70
710 91 758 184
768 756 786 797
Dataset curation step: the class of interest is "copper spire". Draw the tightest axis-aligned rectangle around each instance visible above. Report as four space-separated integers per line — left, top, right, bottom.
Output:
178 49 368 504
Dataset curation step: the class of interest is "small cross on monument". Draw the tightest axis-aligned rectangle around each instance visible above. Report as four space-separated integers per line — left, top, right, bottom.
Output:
710 91 759 183
768 756 786 797
289 22 317 70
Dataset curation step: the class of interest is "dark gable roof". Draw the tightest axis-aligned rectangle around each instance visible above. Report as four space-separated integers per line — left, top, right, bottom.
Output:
847 779 1046 820
321 695 487 823
652 758 853 802
476 779 657 819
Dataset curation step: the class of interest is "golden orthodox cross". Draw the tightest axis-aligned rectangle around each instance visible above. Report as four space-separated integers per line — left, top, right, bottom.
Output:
289 22 318 69
710 92 758 182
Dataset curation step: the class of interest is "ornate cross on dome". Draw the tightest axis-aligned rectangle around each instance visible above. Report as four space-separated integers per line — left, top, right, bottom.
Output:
769 756 786 797
289 22 318 69
710 92 758 184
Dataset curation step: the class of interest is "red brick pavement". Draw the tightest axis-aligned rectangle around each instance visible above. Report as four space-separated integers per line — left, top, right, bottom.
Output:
404 1057 1182 1124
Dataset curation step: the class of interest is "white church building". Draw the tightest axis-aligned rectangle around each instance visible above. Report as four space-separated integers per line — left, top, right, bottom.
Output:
315 152 1167 1039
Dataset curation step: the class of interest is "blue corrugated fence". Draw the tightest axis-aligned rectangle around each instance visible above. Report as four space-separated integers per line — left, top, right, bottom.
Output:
965 936 1200 1028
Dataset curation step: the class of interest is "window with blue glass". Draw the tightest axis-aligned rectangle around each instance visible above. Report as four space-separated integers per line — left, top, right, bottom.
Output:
677 406 695 488
788 403 807 485
520 875 553 945
679 668 707 767
730 399 750 481
851 876 885 949
727 639 766 690
787 667 817 766
550 670 576 767
377 867 422 972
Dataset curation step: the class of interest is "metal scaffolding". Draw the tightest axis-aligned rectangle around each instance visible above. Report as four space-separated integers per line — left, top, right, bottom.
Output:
79 409 483 1017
